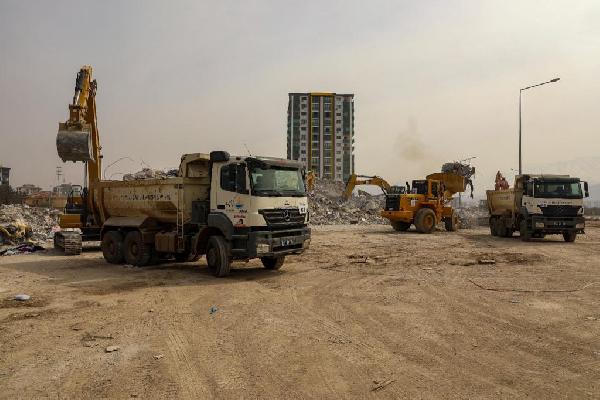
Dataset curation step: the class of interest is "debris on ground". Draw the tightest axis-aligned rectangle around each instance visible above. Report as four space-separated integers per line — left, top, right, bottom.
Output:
105 345 120 353
478 258 496 265
309 179 386 225
0 205 59 248
1 243 45 256
371 379 395 392
153 354 164 360
209 306 219 315
122 168 178 181
14 294 31 301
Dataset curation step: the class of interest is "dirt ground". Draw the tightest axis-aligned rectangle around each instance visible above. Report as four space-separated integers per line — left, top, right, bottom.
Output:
1 225 600 399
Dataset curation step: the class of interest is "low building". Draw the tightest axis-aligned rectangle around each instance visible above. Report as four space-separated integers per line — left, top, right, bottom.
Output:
16 184 42 196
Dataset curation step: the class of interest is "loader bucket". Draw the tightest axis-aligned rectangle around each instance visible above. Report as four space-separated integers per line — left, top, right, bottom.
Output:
56 123 93 162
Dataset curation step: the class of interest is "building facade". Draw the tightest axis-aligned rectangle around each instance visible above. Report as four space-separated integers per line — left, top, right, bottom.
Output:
287 92 354 182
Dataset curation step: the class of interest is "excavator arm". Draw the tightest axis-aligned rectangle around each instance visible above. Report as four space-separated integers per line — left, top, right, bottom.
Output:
56 65 102 183
342 174 391 200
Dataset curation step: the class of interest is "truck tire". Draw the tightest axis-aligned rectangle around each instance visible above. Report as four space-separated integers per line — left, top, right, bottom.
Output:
444 211 458 232
101 231 124 264
391 221 411 231
123 231 153 266
519 221 531 242
563 231 577 242
490 218 498 236
261 256 285 270
206 236 231 277
415 208 436 234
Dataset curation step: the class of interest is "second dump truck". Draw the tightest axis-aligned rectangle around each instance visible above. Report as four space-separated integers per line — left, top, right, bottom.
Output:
487 174 589 242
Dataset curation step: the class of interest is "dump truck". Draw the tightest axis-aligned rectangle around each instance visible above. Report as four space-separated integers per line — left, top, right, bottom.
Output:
381 172 465 233
54 66 311 276
487 174 589 242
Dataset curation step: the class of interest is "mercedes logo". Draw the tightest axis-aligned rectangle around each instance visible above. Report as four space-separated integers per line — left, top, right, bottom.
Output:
283 209 291 222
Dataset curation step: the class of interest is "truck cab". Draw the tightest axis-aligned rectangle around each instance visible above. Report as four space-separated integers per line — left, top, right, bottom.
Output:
516 174 587 241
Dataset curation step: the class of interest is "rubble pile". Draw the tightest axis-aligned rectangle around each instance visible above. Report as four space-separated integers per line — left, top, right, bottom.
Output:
123 168 178 181
309 179 386 225
457 207 489 228
0 204 59 246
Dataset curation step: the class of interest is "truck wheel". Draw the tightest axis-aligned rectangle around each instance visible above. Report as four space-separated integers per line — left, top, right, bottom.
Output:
415 208 436 234
123 231 153 266
391 221 411 231
206 236 231 277
489 218 498 236
519 221 531 242
563 231 577 242
261 256 285 270
101 231 124 264
444 211 458 232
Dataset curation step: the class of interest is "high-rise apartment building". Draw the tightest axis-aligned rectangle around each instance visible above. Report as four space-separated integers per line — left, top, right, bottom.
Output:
287 92 354 182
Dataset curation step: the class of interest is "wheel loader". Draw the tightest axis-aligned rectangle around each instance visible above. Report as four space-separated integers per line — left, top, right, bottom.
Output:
381 172 466 233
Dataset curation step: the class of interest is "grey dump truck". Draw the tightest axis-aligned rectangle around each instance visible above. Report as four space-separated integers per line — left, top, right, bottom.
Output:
486 174 589 242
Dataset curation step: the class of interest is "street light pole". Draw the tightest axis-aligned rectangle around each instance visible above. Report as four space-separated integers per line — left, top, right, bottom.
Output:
518 77 560 175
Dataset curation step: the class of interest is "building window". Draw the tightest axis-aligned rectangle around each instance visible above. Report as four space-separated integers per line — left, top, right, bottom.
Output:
312 126 319 133
312 118 319 126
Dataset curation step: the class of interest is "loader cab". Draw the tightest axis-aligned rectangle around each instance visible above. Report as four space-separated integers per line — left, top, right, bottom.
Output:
411 180 428 195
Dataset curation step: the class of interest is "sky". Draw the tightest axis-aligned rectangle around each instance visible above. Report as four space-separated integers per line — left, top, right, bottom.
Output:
1 0 599 198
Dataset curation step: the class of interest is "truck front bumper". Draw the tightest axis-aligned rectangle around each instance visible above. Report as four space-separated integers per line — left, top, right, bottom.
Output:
246 227 311 258
529 216 585 233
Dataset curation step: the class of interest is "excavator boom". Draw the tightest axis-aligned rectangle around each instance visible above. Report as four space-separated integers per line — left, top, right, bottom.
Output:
343 174 392 200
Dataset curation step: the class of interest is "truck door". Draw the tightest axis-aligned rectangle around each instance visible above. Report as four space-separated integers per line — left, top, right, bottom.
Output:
214 163 251 227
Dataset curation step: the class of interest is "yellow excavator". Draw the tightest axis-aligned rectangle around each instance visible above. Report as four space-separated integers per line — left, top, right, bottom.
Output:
53 65 103 254
342 174 403 200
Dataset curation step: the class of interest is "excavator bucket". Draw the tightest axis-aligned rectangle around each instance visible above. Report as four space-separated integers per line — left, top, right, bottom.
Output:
56 122 93 162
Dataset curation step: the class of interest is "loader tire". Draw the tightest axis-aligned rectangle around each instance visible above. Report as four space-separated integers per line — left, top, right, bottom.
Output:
101 231 124 264
444 211 458 232
123 231 153 266
206 236 231 277
391 221 411 232
415 208 436 234
261 256 285 270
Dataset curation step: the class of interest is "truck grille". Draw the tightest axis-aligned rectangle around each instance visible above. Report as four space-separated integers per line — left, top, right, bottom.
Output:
540 205 581 218
259 209 305 227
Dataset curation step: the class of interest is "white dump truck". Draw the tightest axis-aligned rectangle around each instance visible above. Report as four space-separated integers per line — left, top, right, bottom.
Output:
486 174 589 242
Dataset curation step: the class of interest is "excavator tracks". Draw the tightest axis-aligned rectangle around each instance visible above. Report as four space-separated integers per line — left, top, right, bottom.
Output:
54 231 83 255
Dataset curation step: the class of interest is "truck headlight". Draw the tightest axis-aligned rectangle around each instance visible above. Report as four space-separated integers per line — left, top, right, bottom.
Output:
535 222 544 228
256 243 270 255
576 223 585 229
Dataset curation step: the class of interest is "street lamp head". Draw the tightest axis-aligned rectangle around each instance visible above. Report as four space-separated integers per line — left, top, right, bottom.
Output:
550 78 560 82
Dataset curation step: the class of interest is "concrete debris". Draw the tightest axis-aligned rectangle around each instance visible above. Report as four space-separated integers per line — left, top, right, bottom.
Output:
309 179 386 225
105 345 120 353
456 207 489 229
0 204 59 247
122 168 178 181
14 294 31 301
1 243 45 256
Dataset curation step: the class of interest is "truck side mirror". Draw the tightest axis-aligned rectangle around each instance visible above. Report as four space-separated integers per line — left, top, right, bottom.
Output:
584 181 589 198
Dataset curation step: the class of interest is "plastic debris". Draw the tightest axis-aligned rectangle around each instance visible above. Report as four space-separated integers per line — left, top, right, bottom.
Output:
14 294 31 301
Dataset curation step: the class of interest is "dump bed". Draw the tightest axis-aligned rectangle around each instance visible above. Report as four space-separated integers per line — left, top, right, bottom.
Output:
486 189 515 216
92 154 211 226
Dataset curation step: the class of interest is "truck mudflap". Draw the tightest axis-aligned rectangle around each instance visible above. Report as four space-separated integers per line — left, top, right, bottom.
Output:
232 227 311 259
529 215 585 233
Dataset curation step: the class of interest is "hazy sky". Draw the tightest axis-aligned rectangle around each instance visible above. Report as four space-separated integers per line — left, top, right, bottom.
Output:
1 0 599 197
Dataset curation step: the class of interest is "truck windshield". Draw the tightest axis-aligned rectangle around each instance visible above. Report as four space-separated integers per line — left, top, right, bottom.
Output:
250 167 306 197
534 181 582 198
